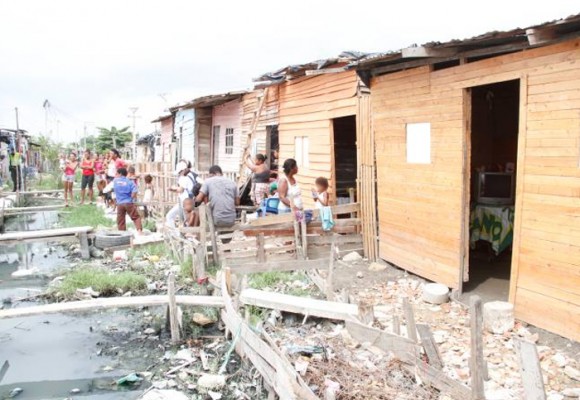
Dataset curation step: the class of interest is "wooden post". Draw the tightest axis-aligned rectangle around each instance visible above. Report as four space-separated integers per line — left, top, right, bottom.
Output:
257 233 266 263
393 315 401 336
205 205 220 265
300 221 308 259
195 244 205 280
293 220 303 260
469 295 485 400
357 301 374 325
325 235 336 299
402 297 418 343
79 232 90 260
514 339 546 400
224 266 232 296
168 273 181 343
198 203 208 264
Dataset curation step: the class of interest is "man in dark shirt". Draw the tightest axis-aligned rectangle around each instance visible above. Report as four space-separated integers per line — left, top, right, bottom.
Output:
195 165 239 227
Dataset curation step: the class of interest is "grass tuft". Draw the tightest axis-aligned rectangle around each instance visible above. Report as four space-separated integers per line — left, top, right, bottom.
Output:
55 267 147 297
247 271 295 290
61 204 114 228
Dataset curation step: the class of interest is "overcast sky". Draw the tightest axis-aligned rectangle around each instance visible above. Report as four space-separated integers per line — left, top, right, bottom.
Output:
0 0 577 144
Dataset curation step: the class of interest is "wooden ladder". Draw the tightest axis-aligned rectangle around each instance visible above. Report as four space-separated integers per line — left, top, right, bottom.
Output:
237 87 269 184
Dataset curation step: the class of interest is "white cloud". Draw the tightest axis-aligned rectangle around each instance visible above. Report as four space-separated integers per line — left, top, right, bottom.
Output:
0 0 577 142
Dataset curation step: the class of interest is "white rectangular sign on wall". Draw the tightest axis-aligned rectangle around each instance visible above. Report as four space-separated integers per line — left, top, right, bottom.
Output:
406 122 431 164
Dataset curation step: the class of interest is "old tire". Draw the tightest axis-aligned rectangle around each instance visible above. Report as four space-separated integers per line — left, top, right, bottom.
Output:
94 230 132 249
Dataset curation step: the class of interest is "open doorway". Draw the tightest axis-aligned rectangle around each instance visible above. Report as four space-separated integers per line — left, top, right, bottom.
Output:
332 116 357 204
464 79 520 302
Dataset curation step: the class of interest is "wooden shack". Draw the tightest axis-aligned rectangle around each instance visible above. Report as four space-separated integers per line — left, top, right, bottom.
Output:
255 55 378 260
357 15 580 340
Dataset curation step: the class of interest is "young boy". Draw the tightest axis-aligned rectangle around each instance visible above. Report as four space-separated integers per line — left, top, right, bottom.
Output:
104 167 142 233
182 198 199 227
312 177 329 209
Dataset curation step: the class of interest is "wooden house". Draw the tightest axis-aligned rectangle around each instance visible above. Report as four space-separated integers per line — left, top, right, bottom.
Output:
254 55 379 260
151 114 174 163
356 15 580 340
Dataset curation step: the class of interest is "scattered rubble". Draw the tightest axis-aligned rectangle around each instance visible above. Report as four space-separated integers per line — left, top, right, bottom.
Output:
342 251 363 262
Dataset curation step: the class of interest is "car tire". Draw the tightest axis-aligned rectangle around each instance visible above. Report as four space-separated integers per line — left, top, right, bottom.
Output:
94 230 132 249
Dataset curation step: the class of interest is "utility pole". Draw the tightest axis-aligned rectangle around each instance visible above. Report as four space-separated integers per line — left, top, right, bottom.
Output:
128 107 139 160
43 100 50 137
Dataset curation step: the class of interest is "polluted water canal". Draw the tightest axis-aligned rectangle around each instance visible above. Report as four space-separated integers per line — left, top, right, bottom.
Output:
0 207 149 399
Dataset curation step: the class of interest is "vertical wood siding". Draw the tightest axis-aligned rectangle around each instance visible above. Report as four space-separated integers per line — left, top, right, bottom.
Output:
371 39 580 341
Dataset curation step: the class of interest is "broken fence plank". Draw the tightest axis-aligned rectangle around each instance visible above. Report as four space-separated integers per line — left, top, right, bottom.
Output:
168 273 181 343
403 361 473 400
345 320 418 365
230 258 329 274
240 288 359 321
0 226 93 242
0 295 224 319
416 323 444 370
514 339 547 400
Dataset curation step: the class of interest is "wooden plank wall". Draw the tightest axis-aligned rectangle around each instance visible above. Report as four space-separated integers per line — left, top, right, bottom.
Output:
371 38 580 340
278 70 359 208
241 88 280 156
196 107 213 173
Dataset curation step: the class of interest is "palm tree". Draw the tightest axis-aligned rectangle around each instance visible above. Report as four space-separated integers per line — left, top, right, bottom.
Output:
96 126 132 152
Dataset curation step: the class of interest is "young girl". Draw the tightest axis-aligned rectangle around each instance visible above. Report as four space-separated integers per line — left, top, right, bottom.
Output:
142 174 154 218
63 153 79 207
312 177 329 209
80 149 95 205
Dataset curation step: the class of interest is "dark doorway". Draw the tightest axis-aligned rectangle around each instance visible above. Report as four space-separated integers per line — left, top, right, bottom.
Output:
464 79 520 302
266 125 279 178
332 116 357 204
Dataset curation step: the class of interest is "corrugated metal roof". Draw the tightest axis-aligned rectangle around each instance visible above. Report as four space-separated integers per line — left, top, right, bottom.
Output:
169 90 247 112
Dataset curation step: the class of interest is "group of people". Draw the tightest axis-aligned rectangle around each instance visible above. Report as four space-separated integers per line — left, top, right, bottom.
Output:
58 148 150 234
246 154 329 215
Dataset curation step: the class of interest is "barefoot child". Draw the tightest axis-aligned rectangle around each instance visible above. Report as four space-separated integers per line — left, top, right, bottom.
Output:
182 198 199 227
104 167 142 233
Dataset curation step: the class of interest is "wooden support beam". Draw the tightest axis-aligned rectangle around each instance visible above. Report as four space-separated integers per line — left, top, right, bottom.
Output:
403 362 473 400
0 295 224 319
325 235 336 299
402 46 458 58
240 288 359 321
469 296 485 400
168 273 181 343
304 67 348 76
79 232 90 260
402 297 418 342
417 324 443 369
514 339 546 400
256 233 266 263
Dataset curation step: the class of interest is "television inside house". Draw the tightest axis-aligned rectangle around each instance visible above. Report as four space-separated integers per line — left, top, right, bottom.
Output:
476 172 515 205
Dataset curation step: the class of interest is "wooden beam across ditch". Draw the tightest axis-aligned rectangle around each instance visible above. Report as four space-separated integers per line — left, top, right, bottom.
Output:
0 295 224 319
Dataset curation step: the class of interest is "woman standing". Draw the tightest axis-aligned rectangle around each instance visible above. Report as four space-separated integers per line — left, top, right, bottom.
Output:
245 153 270 205
277 158 303 214
80 149 95 205
63 153 79 207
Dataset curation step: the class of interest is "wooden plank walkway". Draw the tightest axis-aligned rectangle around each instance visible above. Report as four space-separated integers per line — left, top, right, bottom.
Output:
3 204 65 215
0 295 224 319
0 226 93 259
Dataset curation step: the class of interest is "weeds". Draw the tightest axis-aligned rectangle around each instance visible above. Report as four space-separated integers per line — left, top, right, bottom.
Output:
30 172 62 191
54 267 147 297
61 204 114 228
247 271 295 290
180 256 193 277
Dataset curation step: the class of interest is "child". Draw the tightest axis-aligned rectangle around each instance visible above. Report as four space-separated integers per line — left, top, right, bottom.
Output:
142 174 154 218
103 167 142 233
312 177 329 209
182 198 198 227
127 166 139 187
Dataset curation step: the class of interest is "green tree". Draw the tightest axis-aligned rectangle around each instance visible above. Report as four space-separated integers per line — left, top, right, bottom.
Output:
96 126 132 153
33 135 60 172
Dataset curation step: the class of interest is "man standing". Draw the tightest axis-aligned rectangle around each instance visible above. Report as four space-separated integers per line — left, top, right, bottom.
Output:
8 146 23 192
104 167 142 233
196 165 239 227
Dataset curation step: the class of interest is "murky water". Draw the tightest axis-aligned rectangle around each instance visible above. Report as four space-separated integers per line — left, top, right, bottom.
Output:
0 205 147 399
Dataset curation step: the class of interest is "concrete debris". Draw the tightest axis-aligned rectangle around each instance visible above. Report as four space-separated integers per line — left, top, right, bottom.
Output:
421 283 449 304
483 301 515 334
76 287 100 298
565 366 580 381
356 271 364 279
342 251 363 262
552 353 568 368
197 374 226 390
173 349 195 362
143 328 156 335
208 391 222 400
562 388 580 397
367 262 387 272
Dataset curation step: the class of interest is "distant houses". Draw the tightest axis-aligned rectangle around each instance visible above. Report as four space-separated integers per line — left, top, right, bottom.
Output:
144 15 580 341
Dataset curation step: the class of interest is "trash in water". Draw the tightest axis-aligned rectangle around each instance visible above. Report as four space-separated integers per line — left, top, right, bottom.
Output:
116 372 143 386
8 387 23 398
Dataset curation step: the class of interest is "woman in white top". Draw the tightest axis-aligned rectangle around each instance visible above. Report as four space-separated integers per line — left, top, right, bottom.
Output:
277 158 303 213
